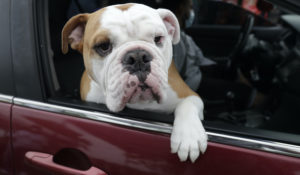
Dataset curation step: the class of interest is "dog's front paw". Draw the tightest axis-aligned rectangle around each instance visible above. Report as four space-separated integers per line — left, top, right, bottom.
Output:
171 97 208 163
171 120 207 162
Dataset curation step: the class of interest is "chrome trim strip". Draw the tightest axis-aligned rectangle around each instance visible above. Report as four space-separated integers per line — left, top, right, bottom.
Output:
0 94 13 104
13 98 173 134
207 132 300 158
13 97 300 158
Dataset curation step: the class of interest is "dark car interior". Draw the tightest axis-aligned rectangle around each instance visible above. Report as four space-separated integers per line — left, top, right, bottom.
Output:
45 0 300 139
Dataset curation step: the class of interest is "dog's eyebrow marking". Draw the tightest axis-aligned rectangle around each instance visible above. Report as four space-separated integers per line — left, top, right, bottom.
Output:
84 7 107 51
92 29 110 46
116 3 133 11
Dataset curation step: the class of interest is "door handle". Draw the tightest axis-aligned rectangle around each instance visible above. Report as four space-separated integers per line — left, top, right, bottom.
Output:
25 151 107 175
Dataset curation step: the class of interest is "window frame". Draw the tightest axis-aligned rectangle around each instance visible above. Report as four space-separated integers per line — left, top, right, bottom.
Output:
0 0 15 96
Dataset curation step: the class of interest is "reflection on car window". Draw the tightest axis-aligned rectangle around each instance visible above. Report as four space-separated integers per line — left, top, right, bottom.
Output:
194 0 280 26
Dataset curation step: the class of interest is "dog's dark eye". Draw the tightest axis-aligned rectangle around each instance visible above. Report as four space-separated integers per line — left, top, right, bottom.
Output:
154 36 163 45
94 41 112 56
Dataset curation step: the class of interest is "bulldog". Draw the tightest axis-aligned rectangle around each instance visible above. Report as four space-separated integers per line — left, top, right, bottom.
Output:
61 3 207 162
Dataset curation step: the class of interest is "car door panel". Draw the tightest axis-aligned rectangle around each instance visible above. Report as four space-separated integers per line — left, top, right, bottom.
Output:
12 100 300 175
0 99 13 175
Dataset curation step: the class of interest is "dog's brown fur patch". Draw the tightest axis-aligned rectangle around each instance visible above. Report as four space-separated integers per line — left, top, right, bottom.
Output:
80 70 91 100
116 3 133 11
82 8 109 84
90 29 110 49
168 60 198 98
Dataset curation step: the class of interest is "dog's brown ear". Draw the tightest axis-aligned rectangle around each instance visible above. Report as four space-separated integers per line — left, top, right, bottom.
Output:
157 9 180 44
61 13 89 54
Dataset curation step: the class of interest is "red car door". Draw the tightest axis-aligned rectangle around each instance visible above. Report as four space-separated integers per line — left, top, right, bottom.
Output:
0 95 13 175
11 97 300 175
7 0 300 174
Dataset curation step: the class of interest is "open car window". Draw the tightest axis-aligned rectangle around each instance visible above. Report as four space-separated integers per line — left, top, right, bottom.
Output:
41 0 300 148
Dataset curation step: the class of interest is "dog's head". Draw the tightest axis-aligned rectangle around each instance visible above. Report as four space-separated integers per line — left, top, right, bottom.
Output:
62 3 180 112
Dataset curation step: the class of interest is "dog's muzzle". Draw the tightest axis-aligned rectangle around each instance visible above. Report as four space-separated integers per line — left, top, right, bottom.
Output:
121 49 153 82
105 45 167 112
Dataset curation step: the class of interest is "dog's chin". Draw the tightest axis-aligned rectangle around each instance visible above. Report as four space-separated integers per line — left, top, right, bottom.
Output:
127 83 161 104
107 84 162 112
106 72 165 112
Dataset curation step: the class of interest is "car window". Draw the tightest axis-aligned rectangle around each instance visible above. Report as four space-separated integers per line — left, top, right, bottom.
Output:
44 0 300 141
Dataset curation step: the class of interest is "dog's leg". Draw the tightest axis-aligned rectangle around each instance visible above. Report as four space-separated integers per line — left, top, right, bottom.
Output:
168 61 208 162
171 96 207 162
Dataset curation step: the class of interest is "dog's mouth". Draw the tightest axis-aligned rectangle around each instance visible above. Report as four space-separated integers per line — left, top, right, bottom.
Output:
105 64 167 112
119 73 162 105
126 83 161 104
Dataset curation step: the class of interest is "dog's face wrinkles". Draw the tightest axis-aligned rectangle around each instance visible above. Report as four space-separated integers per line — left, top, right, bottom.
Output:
83 4 178 111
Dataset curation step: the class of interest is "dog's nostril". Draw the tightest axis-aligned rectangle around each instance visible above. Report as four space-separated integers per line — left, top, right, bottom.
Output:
142 55 150 63
123 55 135 65
128 56 135 65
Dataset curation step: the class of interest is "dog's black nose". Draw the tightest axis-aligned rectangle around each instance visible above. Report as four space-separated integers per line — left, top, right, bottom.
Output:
122 49 153 82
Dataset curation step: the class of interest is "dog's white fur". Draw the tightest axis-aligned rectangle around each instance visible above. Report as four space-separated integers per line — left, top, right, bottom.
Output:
62 3 207 162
